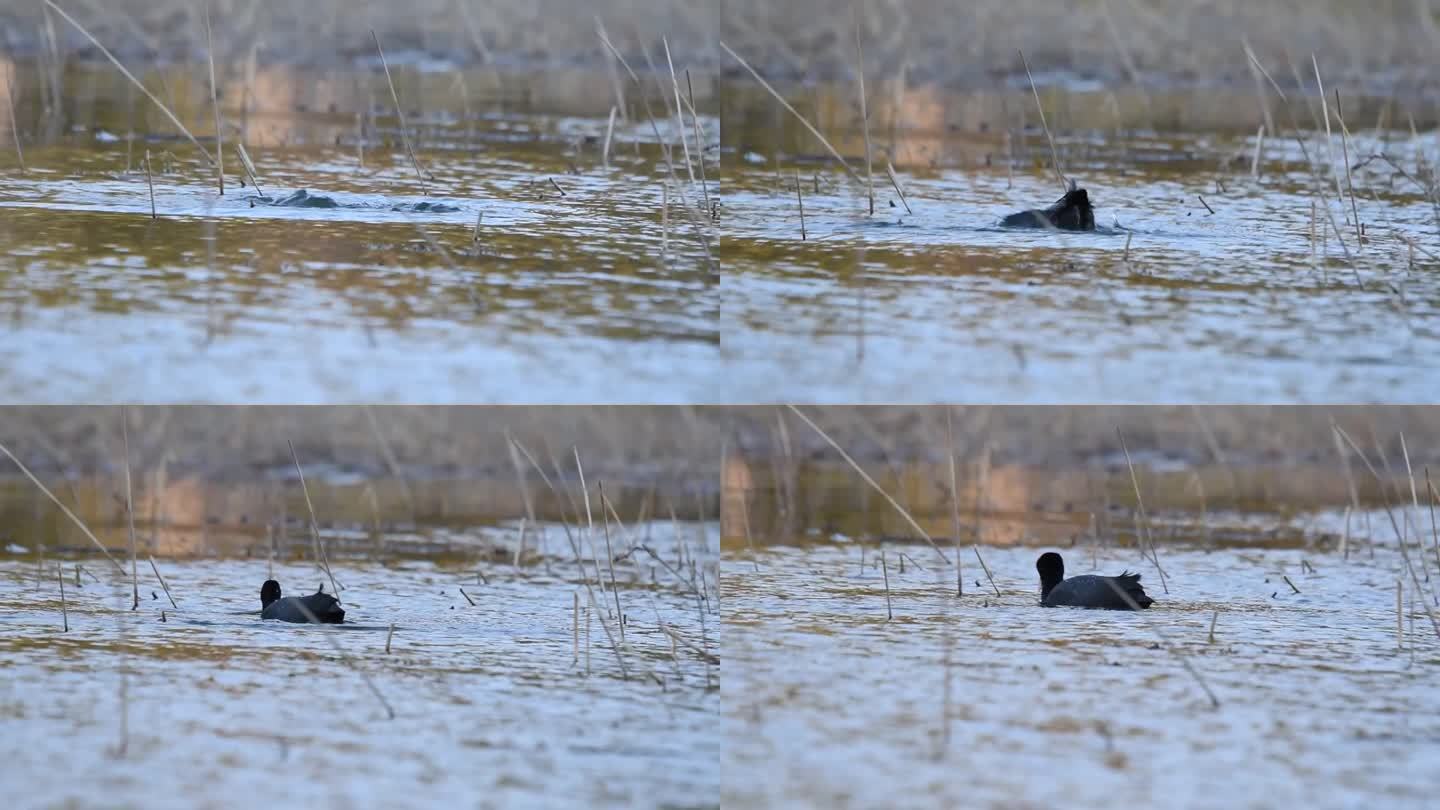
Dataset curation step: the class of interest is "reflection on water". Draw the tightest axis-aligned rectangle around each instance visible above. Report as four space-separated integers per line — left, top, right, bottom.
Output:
722 520 1440 808
720 80 1440 403
0 61 718 402
0 518 719 808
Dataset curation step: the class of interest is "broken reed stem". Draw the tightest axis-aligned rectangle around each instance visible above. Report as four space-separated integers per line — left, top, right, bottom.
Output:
121 407 138 610
1283 574 1300 594
44 1 213 167
880 547 893 620
287 440 340 599
58 567 68 631
1207 610 1218 643
795 170 806 240
599 481 624 643
371 29 426 193
1019 48 1067 192
145 149 156 219
572 591 580 664
972 546 1001 597
719 41 862 185
854 7 874 215
1198 195 1215 214
203 0 223 195
1117 427 1170 593
147 555 177 608
945 409 962 597
385 623 394 653
885 160 912 215
459 587 475 606
0 437 124 572
786 404 951 564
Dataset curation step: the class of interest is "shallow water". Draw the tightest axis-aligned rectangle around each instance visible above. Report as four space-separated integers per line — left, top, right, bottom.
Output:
721 83 1440 403
0 519 720 809
722 518 1440 808
0 63 717 402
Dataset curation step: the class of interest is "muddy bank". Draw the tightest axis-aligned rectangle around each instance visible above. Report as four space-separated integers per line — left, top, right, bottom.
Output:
0 405 722 481
724 0 1440 92
2 0 717 71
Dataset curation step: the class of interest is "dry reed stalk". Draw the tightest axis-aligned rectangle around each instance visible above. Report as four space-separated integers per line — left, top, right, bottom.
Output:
1396 580 1403 648
785 404 951 564
385 623 394 653
854 6 874 214
509 438 628 677
1399 435 1435 584
58 567 68 631
884 160 912 215
720 41 862 184
355 112 364 169
602 105 616 170
572 591 580 664
1426 469 1440 572
662 181 670 262
144 149 156 219
880 547 893 620
1251 125 1265 178
287 440 340 598
1207 610 1218 643
1117 427 1170 593
795 170 806 240
121 408 138 610
599 481 625 642
1123 230 1133 263
0 438 124 571
686 70 711 215
371 30 426 193
945 409 962 597
1283 575 1300 594
459 587 475 606
662 37 696 188
234 143 262 196
1198 195 1215 214
1019 48 1067 192
147 556 176 608
972 445 1002 597
1333 427 1440 639
4 60 22 172
44 1 213 167
1312 56 1344 205
203 0 223 195
1332 89 1364 246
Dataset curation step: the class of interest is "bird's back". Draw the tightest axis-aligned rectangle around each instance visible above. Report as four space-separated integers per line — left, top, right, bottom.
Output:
262 592 345 623
1043 572 1153 610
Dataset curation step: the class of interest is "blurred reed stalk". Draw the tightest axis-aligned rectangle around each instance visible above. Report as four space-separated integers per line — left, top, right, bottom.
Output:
371 30 426 193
